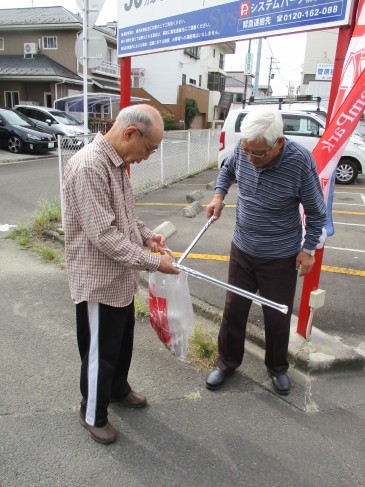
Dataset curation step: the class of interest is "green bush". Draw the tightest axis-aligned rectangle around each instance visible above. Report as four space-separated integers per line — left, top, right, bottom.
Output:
162 112 182 131
185 98 200 129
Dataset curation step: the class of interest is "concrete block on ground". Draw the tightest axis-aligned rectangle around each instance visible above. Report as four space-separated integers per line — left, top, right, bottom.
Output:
153 221 176 239
288 321 365 373
183 201 204 218
186 190 204 203
206 181 216 190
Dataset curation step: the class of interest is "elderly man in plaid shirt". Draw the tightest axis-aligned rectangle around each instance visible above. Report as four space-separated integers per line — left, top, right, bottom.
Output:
63 104 178 444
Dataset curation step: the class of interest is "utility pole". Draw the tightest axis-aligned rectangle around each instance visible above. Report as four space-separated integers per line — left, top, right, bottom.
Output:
254 38 262 97
267 56 277 96
242 39 251 108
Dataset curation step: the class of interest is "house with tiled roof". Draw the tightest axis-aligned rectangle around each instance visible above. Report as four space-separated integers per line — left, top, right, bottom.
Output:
0 6 120 118
0 6 237 127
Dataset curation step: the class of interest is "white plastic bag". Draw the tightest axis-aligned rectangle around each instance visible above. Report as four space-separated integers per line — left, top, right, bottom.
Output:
149 271 194 359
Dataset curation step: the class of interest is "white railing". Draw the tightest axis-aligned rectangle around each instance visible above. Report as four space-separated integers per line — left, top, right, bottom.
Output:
59 129 220 195
58 129 220 222
92 61 119 77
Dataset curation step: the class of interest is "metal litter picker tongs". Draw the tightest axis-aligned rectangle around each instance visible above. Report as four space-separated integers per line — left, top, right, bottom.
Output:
173 203 288 315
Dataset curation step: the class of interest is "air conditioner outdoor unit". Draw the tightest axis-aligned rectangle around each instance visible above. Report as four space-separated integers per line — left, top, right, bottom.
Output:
24 43 38 55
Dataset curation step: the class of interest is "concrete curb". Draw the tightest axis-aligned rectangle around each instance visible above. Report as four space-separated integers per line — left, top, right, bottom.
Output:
0 151 58 165
138 273 365 374
46 230 365 375
43 229 65 245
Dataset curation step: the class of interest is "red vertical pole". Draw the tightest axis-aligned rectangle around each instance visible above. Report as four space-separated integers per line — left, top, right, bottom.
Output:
296 2 359 338
120 56 131 175
120 56 131 110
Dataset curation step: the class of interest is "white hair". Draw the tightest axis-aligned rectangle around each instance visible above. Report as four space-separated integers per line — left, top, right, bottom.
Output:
240 108 283 145
115 105 163 134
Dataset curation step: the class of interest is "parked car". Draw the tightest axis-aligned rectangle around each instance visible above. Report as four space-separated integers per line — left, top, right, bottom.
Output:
0 108 57 154
218 108 365 185
14 105 90 138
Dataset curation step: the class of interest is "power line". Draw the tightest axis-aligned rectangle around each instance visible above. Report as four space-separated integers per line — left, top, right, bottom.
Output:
266 38 298 93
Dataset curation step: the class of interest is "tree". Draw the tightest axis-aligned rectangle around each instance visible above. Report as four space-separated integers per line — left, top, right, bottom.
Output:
185 98 200 129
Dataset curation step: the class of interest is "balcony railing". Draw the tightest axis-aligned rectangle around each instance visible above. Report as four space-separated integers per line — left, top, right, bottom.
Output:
92 60 119 77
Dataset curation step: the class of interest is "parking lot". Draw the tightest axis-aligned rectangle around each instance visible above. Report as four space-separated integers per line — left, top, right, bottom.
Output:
0 149 364 350
135 169 365 349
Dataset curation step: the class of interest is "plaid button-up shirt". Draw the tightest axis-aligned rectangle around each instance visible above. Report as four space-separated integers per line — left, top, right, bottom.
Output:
63 133 161 307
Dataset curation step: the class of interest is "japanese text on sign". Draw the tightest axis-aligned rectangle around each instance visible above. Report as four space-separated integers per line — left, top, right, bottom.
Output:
117 0 353 57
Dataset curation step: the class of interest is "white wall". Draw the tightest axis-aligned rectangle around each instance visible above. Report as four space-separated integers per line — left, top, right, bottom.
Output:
132 51 185 104
131 44 231 108
301 29 338 98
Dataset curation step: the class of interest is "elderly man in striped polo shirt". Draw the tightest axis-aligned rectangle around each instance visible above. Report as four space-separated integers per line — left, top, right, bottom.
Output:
205 108 326 395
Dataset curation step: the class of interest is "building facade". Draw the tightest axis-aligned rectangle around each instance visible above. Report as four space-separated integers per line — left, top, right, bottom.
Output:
0 7 235 128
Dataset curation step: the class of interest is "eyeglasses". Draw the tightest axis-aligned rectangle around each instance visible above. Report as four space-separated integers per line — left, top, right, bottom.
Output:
243 138 279 159
136 128 158 154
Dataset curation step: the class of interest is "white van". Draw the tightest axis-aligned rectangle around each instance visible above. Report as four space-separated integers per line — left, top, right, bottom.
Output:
218 108 365 185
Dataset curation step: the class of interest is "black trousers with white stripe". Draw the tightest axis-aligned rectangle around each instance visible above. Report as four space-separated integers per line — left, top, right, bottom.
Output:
76 300 135 427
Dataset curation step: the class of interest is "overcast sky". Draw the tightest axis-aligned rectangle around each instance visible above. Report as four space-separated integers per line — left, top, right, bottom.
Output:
3 0 307 95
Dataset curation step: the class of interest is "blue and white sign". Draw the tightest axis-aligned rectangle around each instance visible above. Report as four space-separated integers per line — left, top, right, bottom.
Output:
117 0 354 57
315 62 335 80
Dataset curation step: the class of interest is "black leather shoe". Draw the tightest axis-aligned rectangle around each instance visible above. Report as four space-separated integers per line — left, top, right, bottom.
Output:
206 366 233 390
270 374 290 395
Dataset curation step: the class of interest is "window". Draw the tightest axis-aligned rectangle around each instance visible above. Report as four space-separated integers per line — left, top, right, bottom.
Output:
219 53 224 69
189 78 196 86
207 72 225 93
44 93 52 107
282 115 320 136
184 47 200 59
232 93 243 103
16 107 33 117
43 36 57 49
199 75 202 87
0 38 4 50
303 74 315 84
105 47 117 65
282 116 300 133
32 109 52 123
182 74 186 85
131 75 140 88
4 91 19 108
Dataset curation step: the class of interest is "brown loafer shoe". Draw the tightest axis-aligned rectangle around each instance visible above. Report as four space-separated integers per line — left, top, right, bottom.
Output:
110 390 147 408
79 410 117 444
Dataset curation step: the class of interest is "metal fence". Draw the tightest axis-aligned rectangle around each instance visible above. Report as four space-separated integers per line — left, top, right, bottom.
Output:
59 129 220 198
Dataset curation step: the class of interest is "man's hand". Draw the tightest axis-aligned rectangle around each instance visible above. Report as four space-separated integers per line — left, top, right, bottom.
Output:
146 234 166 253
296 251 315 277
158 254 180 274
206 194 225 220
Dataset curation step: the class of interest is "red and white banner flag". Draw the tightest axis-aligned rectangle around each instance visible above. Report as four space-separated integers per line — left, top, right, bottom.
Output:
315 0 365 236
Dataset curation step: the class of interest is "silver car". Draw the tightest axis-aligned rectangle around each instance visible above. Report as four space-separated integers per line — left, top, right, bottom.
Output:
14 105 91 136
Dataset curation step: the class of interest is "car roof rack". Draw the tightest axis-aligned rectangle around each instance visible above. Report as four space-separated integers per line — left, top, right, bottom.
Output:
247 95 322 111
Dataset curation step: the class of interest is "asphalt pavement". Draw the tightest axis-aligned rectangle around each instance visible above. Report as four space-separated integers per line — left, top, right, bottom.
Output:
133 169 365 373
1 146 364 372
1 148 365 486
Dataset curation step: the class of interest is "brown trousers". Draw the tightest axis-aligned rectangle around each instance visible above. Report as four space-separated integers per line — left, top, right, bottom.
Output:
217 243 298 376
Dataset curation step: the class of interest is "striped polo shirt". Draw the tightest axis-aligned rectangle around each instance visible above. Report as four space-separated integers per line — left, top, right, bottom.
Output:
216 138 327 259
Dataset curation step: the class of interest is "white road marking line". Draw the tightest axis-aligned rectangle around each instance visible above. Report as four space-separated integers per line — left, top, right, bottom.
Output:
326 246 365 253
0 224 17 232
333 203 365 206
334 221 365 227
